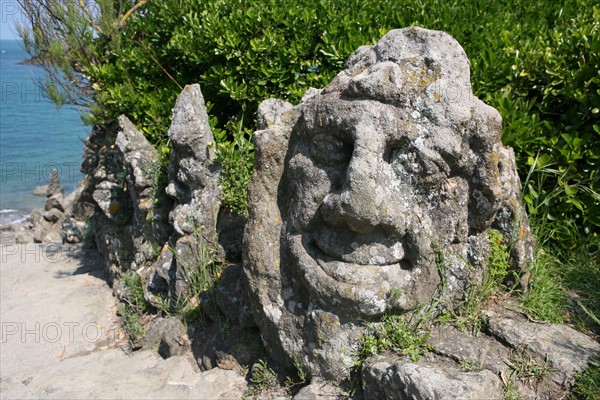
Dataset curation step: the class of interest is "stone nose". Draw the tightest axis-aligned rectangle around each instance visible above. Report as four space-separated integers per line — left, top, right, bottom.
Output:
322 147 393 234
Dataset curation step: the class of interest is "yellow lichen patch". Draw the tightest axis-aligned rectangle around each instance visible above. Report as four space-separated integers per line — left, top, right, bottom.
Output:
519 225 527 240
433 92 441 101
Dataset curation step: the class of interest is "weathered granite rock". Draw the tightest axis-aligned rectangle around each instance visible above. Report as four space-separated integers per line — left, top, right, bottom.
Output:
243 27 534 379
142 84 223 305
485 307 600 385
428 317 566 399
116 116 159 191
214 264 244 324
60 215 86 244
13 171 70 244
139 317 190 359
42 208 63 223
32 185 47 196
14 226 34 244
92 180 132 225
292 378 346 400
362 354 503 400
44 171 65 213
429 325 512 376
166 84 221 245
46 168 64 197
115 116 171 270
44 195 64 212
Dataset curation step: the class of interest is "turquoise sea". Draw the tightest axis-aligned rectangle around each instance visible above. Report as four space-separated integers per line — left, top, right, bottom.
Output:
0 40 87 225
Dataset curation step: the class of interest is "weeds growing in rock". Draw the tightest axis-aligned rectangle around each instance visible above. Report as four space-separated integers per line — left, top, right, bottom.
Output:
458 358 484 372
143 157 169 225
283 355 309 393
438 229 513 333
519 250 566 323
170 224 222 315
246 359 278 397
117 272 151 343
505 346 554 383
355 314 431 363
502 378 521 400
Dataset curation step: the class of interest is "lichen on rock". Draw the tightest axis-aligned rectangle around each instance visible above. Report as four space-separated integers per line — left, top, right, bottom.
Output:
243 26 535 379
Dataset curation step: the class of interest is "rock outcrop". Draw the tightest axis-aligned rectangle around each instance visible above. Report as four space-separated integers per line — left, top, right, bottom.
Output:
243 27 536 379
6 168 78 244
363 306 600 399
140 84 222 307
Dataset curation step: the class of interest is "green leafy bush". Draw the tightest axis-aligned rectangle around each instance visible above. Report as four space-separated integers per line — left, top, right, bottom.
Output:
212 117 255 216
23 0 600 225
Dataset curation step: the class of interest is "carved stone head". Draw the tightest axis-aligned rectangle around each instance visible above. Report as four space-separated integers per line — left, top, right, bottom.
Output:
244 27 533 379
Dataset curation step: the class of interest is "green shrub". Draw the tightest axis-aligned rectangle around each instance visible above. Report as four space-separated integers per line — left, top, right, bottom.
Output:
212 117 255 216
24 0 600 225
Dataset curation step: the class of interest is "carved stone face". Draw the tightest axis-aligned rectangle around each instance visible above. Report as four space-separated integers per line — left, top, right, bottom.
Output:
283 96 447 317
244 27 533 379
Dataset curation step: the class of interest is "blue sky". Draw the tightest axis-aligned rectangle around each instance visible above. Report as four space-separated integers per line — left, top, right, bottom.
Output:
1 0 22 40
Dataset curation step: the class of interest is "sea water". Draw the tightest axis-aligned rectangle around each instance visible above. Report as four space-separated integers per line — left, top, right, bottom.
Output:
0 40 88 225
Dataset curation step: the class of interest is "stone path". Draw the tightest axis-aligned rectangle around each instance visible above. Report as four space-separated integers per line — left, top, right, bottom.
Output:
0 243 246 399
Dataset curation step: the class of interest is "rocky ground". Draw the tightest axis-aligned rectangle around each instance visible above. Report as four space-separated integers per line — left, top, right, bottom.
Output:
0 242 247 399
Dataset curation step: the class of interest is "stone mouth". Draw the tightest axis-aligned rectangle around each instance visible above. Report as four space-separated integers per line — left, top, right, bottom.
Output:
301 236 413 285
312 227 407 266
287 233 434 313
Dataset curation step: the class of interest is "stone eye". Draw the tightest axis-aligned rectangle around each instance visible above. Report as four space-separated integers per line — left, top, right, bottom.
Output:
310 134 353 166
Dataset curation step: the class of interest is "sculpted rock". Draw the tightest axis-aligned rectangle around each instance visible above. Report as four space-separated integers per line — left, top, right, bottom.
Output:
142 84 223 304
166 84 221 243
116 116 171 269
116 116 159 191
244 27 534 379
46 168 64 197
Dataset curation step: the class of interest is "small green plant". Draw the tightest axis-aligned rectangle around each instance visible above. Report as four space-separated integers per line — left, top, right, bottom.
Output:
355 314 431 364
117 303 145 343
439 229 512 333
117 272 151 343
284 355 309 392
170 222 222 304
570 361 600 400
502 378 521 400
459 358 483 372
486 229 512 291
247 359 278 396
143 157 169 225
505 346 554 383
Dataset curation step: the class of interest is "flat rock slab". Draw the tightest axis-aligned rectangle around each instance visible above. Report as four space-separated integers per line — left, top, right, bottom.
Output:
292 378 347 399
484 307 600 385
0 243 246 399
362 354 503 400
429 325 511 375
